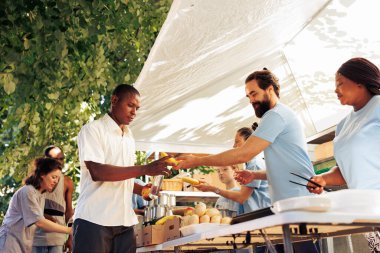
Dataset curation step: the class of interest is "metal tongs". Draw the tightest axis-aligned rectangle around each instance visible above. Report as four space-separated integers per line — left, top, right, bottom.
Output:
289 172 332 192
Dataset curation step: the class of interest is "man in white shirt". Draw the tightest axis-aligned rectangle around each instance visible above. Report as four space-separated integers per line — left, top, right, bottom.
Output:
74 84 172 253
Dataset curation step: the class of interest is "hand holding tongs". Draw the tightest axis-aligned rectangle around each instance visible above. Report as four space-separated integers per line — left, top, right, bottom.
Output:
289 172 332 192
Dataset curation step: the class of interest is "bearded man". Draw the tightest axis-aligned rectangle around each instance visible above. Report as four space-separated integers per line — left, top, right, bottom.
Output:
174 68 318 252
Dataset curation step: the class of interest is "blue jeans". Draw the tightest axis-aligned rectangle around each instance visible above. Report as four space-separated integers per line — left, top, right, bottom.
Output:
32 246 63 253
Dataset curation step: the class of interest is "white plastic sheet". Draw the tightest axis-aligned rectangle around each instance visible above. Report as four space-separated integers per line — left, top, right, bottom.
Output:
132 0 380 154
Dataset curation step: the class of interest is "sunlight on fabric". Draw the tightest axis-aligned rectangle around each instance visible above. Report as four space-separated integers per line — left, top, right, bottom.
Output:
141 85 250 142
284 0 380 132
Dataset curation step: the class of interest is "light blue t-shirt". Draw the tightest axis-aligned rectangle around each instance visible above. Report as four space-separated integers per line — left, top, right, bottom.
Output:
253 103 314 203
334 95 380 189
241 155 271 213
215 186 240 217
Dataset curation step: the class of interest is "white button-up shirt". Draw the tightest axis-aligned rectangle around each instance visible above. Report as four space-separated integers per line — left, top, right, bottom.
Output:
75 114 138 226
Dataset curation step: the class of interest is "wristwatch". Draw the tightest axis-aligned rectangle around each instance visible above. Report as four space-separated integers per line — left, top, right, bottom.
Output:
214 188 221 194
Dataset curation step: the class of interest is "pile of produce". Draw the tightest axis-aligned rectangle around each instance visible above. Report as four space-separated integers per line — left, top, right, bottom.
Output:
181 202 232 226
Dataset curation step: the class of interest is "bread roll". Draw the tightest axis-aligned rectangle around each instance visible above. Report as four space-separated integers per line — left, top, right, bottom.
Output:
199 214 210 223
182 215 191 227
188 214 200 225
205 208 220 217
195 202 207 216
221 216 232 224
210 215 222 224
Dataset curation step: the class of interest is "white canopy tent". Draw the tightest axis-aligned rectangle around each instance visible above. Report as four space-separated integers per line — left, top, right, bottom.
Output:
133 0 380 155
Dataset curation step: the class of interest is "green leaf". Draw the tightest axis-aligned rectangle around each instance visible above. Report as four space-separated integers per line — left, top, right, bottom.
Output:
3 76 16 95
124 74 131 82
32 112 40 124
47 92 60 100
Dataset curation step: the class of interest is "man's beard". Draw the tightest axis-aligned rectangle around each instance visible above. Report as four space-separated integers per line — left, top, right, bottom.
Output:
252 97 271 118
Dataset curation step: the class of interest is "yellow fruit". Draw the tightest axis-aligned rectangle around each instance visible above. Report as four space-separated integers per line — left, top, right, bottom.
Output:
141 183 152 201
155 215 178 225
182 177 200 185
160 152 179 166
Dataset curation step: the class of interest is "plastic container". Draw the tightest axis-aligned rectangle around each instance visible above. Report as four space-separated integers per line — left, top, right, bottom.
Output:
272 195 331 213
327 189 380 214
149 175 164 200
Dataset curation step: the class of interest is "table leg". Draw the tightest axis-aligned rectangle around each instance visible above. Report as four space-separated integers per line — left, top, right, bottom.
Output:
282 224 294 253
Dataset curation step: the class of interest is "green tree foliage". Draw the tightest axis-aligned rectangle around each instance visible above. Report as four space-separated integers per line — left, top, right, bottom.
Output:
0 0 172 215
0 175 20 220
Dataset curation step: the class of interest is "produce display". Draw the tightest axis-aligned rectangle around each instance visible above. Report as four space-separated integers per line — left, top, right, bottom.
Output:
184 207 195 216
137 165 233 245
181 202 232 226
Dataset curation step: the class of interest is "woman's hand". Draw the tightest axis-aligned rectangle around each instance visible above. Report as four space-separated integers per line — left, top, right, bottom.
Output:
234 170 255 185
307 175 326 194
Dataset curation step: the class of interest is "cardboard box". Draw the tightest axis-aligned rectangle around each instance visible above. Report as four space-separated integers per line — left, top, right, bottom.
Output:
142 224 165 246
134 227 144 247
165 216 181 241
142 217 181 246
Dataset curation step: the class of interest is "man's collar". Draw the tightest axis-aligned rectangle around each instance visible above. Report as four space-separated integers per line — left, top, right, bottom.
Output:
104 113 129 134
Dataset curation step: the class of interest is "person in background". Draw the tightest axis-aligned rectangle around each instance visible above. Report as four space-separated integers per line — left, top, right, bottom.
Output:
0 158 72 253
74 84 173 253
175 68 318 253
132 178 148 215
233 125 271 213
307 57 380 252
195 127 271 253
197 165 240 217
33 146 74 253
195 126 271 215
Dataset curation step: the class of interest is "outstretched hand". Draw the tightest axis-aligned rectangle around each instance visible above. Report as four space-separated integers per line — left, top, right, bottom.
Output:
307 175 326 194
234 170 255 185
144 156 172 177
172 154 200 170
193 179 214 192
